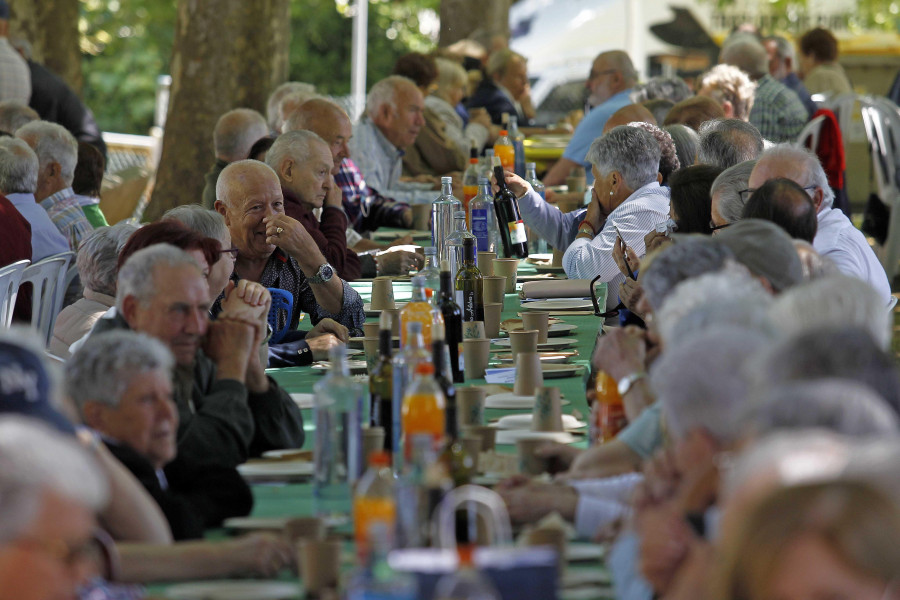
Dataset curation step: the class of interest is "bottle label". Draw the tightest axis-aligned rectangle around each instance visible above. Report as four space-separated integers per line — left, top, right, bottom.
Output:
471 209 489 252
508 220 527 244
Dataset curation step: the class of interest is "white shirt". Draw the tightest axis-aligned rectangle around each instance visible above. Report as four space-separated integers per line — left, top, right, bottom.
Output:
424 95 489 156
0 38 30 105
6 192 69 260
563 183 671 310
570 473 643 540
814 207 892 305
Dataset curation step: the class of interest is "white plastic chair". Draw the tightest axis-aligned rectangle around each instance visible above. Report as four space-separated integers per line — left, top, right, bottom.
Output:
0 260 30 327
859 97 900 279
795 114 827 151
19 253 74 345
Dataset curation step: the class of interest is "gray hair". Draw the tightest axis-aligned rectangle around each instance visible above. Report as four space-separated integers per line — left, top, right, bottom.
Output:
768 274 892 350
652 326 770 443
162 204 228 245
628 121 679 182
0 136 38 194
267 81 317 132
116 244 202 310
283 98 347 134
630 76 692 104
641 238 736 310
278 90 320 134
585 126 660 190
719 37 769 79
66 330 173 411
434 57 468 96
15 120 78 186
366 75 417 116
664 124 699 171
656 265 772 345
764 35 796 64
215 159 280 208
75 222 139 297
756 143 834 209
0 101 38 134
265 130 328 176
212 108 268 162
793 239 841 280
697 118 763 169
0 416 108 542
748 379 900 439
711 159 758 223
486 49 526 78
666 295 777 350
698 64 756 121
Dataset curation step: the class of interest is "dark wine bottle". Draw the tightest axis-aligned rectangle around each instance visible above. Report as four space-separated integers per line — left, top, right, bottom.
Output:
492 156 529 258
369 312 393 452
438 259 464 383
454 238 484 322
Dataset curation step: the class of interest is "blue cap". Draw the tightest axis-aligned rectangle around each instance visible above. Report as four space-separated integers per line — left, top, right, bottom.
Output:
0 340 76 435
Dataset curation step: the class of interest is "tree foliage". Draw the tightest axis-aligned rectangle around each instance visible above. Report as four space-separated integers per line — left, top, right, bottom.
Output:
703 0 900 33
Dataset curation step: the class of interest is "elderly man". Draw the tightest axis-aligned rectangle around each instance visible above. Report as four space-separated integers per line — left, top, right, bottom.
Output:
92 243 305 470
763 35 817 118
0 100 37 134
16 120 94 250
544 51 638 185
742 178 818 243
265 81 316 133
201 108 269 209
720 37 809 142
0 137 68 260
214 160 365 364
709 159 757 231
68 331 253 540
348 76 437 205
748 144 891 303
265 130 361 280
0 417 108 600
696 118 763 169
466 49 533 126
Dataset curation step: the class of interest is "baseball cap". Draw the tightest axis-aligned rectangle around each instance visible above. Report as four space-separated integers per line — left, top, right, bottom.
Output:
0 340 76 434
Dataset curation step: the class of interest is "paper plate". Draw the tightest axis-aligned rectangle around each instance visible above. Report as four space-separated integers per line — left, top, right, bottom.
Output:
526 254 554 263
561 568 612 588
492 351 577 364
222 516 290 531
290 393 314 409
540 364 584 379
566 543 606 562
364 303 407 317
484 392 569 410
261 449 311 460
236 461 314 481
494 429 576 445
494 414 587 431
560 586 615 600
533 264 567 274
311 360 369 375
164 581 300 600
491 337 578 351
522 299 593 310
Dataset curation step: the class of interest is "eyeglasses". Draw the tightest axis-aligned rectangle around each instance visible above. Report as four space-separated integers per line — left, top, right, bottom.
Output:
218 246 239 259
588 68 617 80
737 184 817 203
709 221 732 233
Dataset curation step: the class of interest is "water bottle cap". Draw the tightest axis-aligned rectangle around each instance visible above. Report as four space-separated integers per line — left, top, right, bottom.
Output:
478 177 490 184
454 210 466 218
526 162 536 169
441 176 453 184
411 275 425 287
424 246 436 255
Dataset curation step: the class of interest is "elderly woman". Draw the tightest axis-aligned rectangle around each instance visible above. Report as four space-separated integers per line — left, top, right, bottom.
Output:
49 222 137 358
426 57 494 155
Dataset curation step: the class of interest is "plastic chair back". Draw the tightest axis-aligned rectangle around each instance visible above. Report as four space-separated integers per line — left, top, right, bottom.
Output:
795 114 826 151
266 288 294 344
0 260 30 327
20 253 74 345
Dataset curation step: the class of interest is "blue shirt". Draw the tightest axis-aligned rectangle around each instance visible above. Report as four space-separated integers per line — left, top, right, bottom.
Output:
562 90 634 183
6 192 69 260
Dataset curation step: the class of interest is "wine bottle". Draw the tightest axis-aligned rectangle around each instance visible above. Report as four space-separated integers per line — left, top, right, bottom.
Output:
454 238 483 322
369 312 393 452
492 156 529 258
438 259 463 383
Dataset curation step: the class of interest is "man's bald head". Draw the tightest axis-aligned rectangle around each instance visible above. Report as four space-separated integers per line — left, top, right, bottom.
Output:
213 108 268 163
602 104 656 134
742 178 818 243
283 98 353 175
215 159 281 209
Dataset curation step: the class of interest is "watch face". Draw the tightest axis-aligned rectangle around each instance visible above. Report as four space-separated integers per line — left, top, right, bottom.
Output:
320 264 334 280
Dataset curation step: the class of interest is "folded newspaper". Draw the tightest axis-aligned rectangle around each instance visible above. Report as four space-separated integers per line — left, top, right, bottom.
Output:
519 279 595 300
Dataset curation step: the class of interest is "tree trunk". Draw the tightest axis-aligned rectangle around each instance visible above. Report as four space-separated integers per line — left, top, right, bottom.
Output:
439 0 511 48
145 0 290 221
9 0 82 93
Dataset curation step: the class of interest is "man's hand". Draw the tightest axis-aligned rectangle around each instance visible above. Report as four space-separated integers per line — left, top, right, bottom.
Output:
619 279 645 317
644 230 674 255
497 170 529 198
637 503 694 594
387 234 414 247
221 534 295 577
613 236 641 276
324 176 343 209
308 318 349 343
497 481 578 524
219 280 271 336
307 333 343 361
400 208 414 229
377 249 424 276
590 327 647 383
263 214 326 273
204 318 256 383
583 188 604 233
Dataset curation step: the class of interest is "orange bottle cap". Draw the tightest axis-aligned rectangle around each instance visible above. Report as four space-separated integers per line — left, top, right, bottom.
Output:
368 450 390 466
499 130 508 136
415 362 435 376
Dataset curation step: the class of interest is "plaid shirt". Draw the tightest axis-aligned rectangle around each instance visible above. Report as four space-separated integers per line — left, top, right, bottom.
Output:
749 74 809 143
335 157 410 234
0 38 30 104
39 187 94 251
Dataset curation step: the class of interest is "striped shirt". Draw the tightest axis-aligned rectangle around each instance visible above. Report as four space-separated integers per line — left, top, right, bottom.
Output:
749 74 809 143
563 183 670 310
39 187 94 251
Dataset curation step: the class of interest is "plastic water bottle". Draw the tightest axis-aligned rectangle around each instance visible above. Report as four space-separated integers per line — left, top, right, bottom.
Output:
432 177 461 265
313 345 365 522
526 162 549 254
418 247 441 299
445 210 476 279
469 177 499 254
509 115 526 177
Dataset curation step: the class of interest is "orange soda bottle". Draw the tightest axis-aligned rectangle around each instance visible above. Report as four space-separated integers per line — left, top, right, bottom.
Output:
400 275 443 347
462 147 480 227
353 450 396 558
591 371 628 444
493 130 515 172
401 362 446 461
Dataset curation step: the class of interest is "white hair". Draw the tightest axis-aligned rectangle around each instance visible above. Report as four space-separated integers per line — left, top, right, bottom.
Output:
277 90 320 134
720 37 769 79
641 238 736 310
212 108 268 162
366 75 417 116
0 136 38 194
585 126 660 190
434 58 468 96
710 159 758 224
652 325 770 444
697 118 763 169
666 296 777 350
162 204 228 245
66 330 173 411
768 274 891 351
76 222 139 297
116 244 202 311
0 416 108 542
765 35 796 64
15 120 78 186
215 159 280 208
265 130 328 177
0 101 39 135
698 64 756 121
266 81 317 132
756 143 834 209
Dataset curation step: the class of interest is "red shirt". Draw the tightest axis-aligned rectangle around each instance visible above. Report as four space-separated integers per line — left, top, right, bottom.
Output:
1 193 32 266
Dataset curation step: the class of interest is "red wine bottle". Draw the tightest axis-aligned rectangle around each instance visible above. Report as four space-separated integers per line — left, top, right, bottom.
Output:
492 157 529 258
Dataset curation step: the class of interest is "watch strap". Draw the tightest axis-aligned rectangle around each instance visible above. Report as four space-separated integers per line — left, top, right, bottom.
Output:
617 371 647 397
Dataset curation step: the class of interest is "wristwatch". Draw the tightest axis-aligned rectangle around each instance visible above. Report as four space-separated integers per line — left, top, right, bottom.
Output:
308 262 334 284
617 371 647 397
